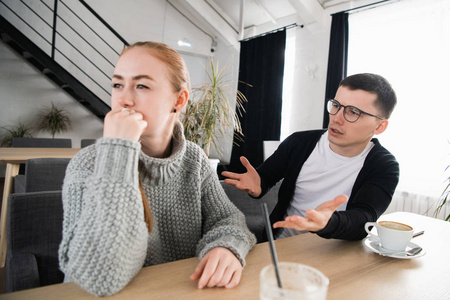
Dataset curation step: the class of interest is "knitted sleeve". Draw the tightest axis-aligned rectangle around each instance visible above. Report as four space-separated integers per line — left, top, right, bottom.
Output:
195 158 256 266
58 138 149 296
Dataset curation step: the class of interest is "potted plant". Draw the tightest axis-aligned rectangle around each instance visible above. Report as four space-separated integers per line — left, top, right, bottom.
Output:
182 59 248 163
0 121 34 147
37 102 72 138
434 166 450 221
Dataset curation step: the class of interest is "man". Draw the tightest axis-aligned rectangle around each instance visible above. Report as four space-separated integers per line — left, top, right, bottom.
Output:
222 73 399 241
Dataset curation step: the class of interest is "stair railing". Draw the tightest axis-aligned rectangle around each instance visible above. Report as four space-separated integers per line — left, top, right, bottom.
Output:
0 0 129 104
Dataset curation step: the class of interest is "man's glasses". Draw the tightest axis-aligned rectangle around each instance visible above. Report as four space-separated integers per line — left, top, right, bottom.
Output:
327 99 384 123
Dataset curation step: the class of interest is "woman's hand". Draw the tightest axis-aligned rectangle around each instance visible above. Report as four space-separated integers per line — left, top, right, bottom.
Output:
190 247 242 289
103 108 147 142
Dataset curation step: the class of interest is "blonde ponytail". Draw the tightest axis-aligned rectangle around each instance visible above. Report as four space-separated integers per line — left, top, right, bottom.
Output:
139 178 152 233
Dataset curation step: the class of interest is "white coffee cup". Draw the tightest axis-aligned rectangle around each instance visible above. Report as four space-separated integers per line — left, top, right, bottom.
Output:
364 221 414 251
260 262 329 300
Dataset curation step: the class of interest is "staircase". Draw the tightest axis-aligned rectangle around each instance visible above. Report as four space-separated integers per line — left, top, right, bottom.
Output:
0 0 129 120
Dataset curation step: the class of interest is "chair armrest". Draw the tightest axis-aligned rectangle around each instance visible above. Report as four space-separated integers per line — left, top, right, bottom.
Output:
6 253 40 292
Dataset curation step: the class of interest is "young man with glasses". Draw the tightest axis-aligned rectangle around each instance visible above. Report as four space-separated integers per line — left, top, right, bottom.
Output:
222 73 399 241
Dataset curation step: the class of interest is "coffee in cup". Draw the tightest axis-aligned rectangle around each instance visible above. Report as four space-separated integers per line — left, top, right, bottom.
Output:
364 221 414 251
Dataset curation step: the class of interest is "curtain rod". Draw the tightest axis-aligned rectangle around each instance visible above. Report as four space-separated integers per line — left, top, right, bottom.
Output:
339 0 394 14
239 23 302 42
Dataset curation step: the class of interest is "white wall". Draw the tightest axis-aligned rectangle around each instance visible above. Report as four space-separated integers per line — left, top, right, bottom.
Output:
0 0 331 173
287 23 330 134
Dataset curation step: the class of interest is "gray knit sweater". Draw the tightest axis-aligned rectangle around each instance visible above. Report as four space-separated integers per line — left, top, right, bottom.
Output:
58 122 256 296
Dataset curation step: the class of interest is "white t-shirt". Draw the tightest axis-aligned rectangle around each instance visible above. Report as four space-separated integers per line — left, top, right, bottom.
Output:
278 131 374 238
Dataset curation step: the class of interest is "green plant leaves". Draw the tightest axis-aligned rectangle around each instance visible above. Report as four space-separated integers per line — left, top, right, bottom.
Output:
0 103 72 146
182 59 249 157
37 102 72 138
0 121 33 147
435 165 450 221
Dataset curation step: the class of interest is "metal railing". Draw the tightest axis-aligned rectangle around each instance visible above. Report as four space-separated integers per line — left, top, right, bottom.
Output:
0 0 129 103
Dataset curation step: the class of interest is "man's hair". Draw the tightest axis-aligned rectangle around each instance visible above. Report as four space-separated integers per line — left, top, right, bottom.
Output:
339 73 397 119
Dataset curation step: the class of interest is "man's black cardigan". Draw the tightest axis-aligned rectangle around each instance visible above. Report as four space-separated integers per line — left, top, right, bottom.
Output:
257 130 399 241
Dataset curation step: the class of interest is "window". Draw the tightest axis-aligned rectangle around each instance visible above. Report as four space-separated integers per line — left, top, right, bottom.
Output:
281 29 296 140
348 0 450 198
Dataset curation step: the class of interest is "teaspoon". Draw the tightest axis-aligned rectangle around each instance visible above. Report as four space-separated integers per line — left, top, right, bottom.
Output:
383 246 423 257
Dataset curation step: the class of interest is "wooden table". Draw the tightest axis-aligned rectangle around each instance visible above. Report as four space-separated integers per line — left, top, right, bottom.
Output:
1 212 448 299
0 148 80 268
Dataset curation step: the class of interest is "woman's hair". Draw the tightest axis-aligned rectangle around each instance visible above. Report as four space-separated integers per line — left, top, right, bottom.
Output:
120 41 191 233
121 41 191 93
139 178 152 233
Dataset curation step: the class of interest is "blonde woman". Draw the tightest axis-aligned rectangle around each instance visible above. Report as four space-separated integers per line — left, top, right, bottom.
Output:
58 41 256 296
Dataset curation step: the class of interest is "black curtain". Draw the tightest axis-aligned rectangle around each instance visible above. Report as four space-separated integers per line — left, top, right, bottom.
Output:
323 12 348 128
219 30 286 175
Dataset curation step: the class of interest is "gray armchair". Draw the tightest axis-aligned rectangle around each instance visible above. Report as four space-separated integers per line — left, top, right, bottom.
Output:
220 181 280 243
12 137 72 183
12 138 72 148
6 191 64 292
80 139 96 148
14 158 70 193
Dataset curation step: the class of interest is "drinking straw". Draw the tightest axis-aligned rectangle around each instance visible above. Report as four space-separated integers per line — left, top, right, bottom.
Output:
261 202 283 289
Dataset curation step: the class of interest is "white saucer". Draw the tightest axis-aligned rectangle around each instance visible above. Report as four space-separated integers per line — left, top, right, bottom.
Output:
363 237 426 259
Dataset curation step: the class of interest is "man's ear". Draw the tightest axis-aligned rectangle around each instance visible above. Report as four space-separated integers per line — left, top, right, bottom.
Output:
373 119 389 135
173 89 189 112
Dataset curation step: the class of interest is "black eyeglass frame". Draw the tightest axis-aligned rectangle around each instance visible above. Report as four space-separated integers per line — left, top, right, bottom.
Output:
327 99 384 123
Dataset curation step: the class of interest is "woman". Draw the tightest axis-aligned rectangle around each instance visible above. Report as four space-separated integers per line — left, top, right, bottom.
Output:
58 41 256 296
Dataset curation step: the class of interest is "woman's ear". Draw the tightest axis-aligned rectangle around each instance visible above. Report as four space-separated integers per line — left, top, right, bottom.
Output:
173 89 189 113
373 119 389 135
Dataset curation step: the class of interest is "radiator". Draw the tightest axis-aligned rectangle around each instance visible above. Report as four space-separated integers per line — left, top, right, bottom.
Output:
384 190 449 220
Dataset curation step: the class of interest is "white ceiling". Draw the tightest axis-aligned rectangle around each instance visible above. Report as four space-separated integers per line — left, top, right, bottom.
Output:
207 0 296 30
169 0 385 46
207 0 383 30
